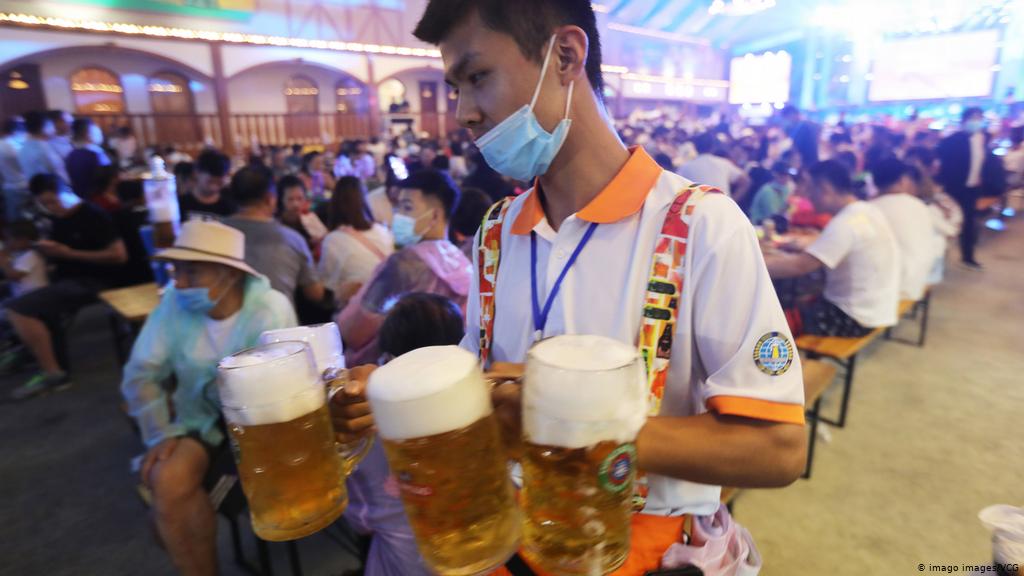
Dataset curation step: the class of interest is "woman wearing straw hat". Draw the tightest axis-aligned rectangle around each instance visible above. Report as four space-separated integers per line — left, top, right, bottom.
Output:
121 219 296 576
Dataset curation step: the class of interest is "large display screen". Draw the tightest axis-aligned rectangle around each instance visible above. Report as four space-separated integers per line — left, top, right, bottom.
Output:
729 51 792 105
868 30 1000 101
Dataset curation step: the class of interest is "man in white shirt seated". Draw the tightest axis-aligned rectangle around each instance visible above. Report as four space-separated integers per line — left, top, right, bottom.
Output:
765 160 900 337
870 158 937 302
678 132 750 200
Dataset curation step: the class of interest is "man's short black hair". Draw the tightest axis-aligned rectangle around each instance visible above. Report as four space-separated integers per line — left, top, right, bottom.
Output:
871 157 909 191
174 161 195 180
413 0 604 94
29 173 60 196
196 149 230 178
781 105 800 119
808 160 854 194
771 161 791 177
962 106 984 123
693 132 715 155
23 111 49 135
399 168 461 218
230 166 275 207
45 109 68 123
71 117 93 140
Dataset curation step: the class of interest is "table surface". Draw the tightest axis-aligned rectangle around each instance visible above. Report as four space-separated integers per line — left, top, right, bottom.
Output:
99 283 161 323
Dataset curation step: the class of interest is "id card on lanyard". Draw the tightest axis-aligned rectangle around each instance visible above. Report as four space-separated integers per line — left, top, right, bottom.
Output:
530 222 599 342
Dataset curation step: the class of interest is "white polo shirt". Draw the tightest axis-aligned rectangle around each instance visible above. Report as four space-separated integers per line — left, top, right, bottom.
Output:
806 201 900 328
460 148 804 516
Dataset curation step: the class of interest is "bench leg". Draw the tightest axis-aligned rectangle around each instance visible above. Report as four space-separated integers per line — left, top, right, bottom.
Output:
918 295 930 348
821 355 855 429
287 541 303 576
803 396 823 479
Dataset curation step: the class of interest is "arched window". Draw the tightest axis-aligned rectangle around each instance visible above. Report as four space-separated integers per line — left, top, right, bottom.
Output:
285 75 319 114
70 67 125 114
148 71 195 115
335 77 368 115
378 78 407 112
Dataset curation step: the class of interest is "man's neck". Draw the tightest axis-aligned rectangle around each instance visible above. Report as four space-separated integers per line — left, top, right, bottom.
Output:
234 206 273 222
192 191 221 205
537 103 630 231
209 284 245 320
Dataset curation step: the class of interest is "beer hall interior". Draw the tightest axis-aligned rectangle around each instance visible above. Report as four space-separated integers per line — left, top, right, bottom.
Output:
1 0 1022 575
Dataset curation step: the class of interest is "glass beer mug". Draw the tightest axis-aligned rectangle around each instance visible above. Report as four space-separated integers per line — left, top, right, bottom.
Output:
521 335 648 575
259 323 372 471
367 345 521 576
218 341 347 541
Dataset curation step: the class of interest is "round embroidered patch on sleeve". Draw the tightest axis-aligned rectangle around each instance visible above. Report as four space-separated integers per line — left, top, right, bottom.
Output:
753 332 794 376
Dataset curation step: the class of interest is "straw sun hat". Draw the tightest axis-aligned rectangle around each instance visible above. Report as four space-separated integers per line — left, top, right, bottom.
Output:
154 219 259 277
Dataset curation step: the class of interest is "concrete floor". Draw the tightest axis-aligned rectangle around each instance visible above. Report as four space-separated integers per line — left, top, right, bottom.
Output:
0 218 1020 576
737 218 1024 575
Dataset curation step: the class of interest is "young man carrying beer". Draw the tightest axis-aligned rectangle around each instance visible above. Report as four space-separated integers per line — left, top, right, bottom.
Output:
333 1 807 573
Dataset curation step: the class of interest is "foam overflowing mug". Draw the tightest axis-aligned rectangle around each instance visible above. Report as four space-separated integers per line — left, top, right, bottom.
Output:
367 346 521 576
218 341 347 541
521 335 648 575
259 323 372 472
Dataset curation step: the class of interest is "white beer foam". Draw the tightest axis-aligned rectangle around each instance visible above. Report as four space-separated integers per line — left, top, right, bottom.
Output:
259 323 345 373
367 346 491 441
218 341 325 426
524 335 648 449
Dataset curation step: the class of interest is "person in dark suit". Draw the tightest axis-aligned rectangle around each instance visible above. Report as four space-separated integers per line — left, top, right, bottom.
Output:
780 105 820 168
937 107 1005 268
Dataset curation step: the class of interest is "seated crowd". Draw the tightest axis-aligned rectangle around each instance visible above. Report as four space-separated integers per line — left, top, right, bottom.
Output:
0 100 1017 574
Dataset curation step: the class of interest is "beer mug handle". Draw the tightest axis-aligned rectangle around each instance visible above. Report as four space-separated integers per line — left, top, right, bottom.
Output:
325 369 374 473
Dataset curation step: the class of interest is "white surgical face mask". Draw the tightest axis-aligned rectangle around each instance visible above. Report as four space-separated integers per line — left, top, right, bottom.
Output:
391 210 432 247
474 35 574 182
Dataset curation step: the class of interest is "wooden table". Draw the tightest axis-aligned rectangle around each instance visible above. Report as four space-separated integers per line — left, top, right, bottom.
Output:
100 283 161 324
99 283 161 364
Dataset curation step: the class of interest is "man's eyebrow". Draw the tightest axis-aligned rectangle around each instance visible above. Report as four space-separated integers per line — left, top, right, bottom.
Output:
444 51 480 86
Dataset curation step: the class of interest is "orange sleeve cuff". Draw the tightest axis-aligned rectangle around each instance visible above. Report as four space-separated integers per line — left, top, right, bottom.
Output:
706 395 806 425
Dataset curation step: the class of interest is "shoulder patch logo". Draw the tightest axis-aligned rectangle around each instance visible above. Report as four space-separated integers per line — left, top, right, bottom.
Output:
753 332 794 376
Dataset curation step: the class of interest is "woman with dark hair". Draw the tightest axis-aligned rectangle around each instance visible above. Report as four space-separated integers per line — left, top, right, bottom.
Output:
298 150 335 201
276 174 327 256
318 176 393 307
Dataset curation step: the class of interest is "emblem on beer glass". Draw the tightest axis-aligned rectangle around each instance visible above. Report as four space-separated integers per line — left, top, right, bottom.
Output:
218 341 348 542
259 323 372 471
367 346 521 576
521 335 648 575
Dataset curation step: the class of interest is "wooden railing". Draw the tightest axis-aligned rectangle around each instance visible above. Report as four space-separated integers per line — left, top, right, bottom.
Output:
88 114 222 156
86 111 456 155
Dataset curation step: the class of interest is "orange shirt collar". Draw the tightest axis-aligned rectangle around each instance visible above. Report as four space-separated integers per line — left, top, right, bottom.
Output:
510 146 663 235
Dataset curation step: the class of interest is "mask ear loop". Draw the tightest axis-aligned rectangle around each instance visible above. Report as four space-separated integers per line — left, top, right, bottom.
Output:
563 81 575 119
529 35 559 111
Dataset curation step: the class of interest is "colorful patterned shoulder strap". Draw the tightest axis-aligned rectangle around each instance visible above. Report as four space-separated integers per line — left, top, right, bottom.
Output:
638 184 722 417
477 196 514 366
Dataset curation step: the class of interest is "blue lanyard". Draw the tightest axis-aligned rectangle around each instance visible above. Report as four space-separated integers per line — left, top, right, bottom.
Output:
530 222 599 341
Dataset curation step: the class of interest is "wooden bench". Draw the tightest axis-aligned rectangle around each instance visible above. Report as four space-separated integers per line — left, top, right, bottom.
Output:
721 358 838 510
795 328 884 428
886 291 932 348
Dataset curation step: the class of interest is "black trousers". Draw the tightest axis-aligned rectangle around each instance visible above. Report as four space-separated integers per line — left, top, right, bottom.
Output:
954 187 981 264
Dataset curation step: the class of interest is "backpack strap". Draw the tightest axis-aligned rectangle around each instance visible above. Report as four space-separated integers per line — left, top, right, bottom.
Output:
477 197 514 367
639 184 723 417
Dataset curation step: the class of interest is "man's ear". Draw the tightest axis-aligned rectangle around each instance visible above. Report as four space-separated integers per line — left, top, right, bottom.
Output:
555 26 589 86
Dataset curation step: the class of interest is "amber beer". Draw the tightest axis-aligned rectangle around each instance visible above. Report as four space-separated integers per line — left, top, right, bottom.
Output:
521 335 648 575
218 341 347 542
258 323 372 471
367 346 520 576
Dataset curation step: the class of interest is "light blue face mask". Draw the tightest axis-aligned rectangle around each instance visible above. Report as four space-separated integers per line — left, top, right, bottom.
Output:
176 272 237 314
475 35 575 182
391 211 432 247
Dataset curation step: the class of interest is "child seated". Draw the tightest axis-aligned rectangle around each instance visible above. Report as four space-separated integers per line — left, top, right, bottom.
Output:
343 292 465 576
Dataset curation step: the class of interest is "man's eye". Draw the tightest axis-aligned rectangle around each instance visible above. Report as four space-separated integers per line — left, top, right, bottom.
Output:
469 72 487 85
